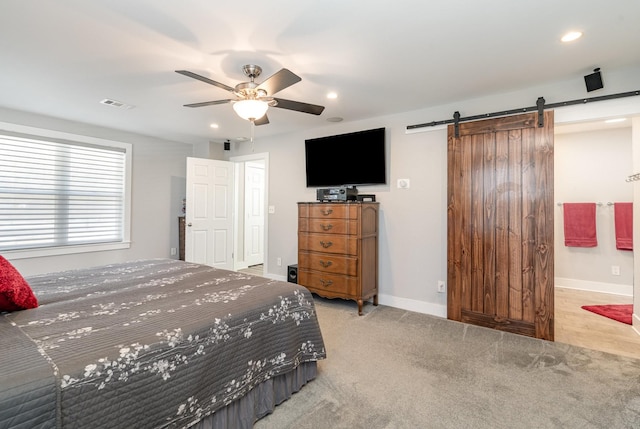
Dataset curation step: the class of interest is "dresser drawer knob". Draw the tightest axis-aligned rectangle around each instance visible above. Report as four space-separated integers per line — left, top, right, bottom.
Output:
319 279 333 287
319 260 333 268
319 240 333 248
321 224 333 231
321 209 333 216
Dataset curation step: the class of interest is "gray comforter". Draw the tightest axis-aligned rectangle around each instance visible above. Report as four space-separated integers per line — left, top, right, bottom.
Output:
0 259 326 428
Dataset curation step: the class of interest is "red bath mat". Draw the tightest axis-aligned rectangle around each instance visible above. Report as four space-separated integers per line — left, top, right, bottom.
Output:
581 304 633 325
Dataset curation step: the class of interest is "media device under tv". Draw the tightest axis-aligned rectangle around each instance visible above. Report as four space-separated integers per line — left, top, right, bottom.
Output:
315 187 377 202
316 186 358 202
305 127 386 188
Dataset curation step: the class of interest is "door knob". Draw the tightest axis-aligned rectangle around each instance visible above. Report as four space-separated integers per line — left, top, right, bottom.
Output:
187 223 193 227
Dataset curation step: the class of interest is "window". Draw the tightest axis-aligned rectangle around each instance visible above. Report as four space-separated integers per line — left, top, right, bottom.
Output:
0 123 131 258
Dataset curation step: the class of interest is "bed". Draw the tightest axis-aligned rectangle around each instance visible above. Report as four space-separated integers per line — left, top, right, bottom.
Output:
0 258 326 428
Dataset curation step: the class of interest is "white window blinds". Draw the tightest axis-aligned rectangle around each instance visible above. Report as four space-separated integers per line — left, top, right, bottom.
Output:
0 133 127 252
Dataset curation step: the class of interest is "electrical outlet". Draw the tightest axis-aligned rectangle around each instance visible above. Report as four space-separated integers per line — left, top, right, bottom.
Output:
612 265 620 276
170 247 177 256
437 281 446 293
277 257 282 266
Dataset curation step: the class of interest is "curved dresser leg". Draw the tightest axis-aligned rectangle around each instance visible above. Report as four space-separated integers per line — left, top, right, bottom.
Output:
357 299 363 316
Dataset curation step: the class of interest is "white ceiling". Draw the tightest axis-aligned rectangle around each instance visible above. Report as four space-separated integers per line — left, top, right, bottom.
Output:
1 0 639 145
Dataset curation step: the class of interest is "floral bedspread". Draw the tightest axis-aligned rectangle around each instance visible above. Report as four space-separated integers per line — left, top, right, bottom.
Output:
0 259 326 428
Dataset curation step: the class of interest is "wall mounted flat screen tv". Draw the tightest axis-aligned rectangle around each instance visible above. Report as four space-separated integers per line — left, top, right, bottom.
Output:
305 127 386 187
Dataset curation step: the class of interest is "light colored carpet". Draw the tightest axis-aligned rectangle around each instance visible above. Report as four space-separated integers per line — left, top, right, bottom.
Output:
255 297 640 429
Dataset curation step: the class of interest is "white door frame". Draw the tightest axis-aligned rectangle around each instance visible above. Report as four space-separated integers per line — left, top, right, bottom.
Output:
230 152 269 276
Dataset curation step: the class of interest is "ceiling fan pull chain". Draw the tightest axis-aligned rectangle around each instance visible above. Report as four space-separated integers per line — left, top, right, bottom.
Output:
250 120 255 152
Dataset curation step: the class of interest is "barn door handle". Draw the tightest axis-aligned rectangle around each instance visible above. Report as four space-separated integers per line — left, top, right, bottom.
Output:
319 260 333 268
320 224 333 231
319 241 333 248
321 209 333 216
319 279 333 287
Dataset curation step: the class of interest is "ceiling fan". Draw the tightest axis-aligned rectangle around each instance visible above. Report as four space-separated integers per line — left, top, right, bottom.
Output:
176 65 325 125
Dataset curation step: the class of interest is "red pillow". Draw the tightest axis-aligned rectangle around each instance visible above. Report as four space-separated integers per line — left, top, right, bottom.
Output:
0 255 38 312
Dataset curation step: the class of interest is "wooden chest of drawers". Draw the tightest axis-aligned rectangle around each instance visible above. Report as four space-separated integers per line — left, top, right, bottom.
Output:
297 202 379 315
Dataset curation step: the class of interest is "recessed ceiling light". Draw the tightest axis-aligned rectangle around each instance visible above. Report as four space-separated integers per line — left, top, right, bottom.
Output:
604 118 627 124
327 117 343 122
327 92 338 99
210 123 219 129
561 31 583 42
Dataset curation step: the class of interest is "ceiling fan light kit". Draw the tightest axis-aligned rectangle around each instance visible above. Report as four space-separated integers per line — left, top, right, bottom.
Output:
177 64 325 125
233 99 269 121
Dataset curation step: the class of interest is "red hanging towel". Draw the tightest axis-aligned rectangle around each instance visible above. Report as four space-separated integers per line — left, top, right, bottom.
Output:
614 202 633 250
563 203 597 247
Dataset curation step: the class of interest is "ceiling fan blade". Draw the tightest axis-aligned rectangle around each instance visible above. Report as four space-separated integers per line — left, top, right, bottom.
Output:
273 98 325 115
183 99 232 108
254 114 270 126
257 69 301 96
175 70 235 93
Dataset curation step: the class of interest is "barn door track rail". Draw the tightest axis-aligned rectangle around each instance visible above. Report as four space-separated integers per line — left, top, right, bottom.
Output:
407 90 640 138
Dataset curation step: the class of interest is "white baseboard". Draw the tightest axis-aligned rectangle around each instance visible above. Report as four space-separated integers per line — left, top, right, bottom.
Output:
633 314 640 337
378 293 447 318
268 276 447 318
283 276 630 321
555 277 633 297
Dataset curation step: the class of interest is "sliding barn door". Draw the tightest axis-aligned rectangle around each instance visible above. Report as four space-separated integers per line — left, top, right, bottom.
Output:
447 111 554 340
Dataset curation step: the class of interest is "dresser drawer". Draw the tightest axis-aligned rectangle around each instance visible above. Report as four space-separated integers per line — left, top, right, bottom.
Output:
298 270 357 296
299 203 359 220
298 252 357 276
298 233 358 255
298 218 358 235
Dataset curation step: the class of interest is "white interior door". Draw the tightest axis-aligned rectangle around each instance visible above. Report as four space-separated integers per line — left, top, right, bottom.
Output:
244 161 265 266
185 157 234 270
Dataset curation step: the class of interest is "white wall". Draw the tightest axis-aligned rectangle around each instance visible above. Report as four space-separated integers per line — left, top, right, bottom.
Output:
554 127 633 295
228 64 640 318
0 107 193 275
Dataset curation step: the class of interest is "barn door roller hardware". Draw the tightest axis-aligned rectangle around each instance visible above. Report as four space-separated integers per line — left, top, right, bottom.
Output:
407 90 640 138
536 97 545 128
453 111 460 137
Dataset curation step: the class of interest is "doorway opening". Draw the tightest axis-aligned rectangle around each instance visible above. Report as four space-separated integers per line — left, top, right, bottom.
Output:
553 118 639 358
230 152 269 277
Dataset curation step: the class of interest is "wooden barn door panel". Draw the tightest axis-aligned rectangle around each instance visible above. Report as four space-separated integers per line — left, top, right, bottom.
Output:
447 111 554 340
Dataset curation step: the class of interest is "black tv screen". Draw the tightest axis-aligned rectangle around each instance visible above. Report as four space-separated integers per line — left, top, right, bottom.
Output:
305 127 386 187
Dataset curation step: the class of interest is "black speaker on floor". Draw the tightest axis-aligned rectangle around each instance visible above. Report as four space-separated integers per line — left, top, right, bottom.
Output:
287 264 298 283
584 68 603 92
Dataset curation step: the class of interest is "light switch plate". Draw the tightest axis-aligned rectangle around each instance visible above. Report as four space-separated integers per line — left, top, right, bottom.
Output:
397 178 410 189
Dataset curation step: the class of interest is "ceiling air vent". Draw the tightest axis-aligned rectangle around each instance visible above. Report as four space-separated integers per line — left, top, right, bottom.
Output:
100 98 134 110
